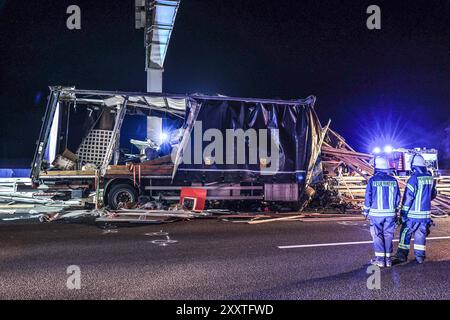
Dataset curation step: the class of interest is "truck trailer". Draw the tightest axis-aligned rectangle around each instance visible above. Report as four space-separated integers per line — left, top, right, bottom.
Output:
30 87 323 210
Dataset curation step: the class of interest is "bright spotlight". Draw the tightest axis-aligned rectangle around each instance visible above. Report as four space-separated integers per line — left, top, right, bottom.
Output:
372 147 381 154
160 132 169 143
384 145 393 153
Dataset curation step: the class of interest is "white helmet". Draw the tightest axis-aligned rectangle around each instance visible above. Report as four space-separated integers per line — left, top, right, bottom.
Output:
411 154 426 167
374 156 390 170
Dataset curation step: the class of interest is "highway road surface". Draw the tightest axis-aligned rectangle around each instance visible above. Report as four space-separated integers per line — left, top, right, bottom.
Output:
0 216 449 299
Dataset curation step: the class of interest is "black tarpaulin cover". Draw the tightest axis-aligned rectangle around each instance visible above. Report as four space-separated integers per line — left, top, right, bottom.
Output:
173 96 322 189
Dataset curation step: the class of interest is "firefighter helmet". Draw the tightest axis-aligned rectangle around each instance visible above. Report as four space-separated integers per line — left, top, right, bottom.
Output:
411 154 426 168
374 156 390 170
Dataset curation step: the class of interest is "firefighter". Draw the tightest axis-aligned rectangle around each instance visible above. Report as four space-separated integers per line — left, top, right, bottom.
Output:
394 154 437 264
363 155 401 267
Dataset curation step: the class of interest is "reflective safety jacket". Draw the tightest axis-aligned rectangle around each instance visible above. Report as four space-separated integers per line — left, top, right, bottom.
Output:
401 167 437 220
363 171 401 217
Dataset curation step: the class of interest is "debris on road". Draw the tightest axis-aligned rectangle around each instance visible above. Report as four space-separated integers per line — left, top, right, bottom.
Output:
96 207 209 224
39 209 99 223
150 238 178 246
1 93 448 226
246 213 365 224
247 214 306 224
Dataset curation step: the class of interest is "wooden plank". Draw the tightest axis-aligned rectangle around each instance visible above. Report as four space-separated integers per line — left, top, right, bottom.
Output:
41 170 96 176
140 155 172 166
107 165 127 170
297 216 365 222
321 146 373 159
328 129 357 152
0 204 36 209
248 215 306 224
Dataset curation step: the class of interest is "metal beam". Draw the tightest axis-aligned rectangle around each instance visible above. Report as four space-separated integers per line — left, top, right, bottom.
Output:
101 98 129 175
52 88 316 106
31 90 61 181
144 0 181 92
147 67 163 93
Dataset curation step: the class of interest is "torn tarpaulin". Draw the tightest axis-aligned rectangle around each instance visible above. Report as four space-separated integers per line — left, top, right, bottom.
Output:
172 96 323 195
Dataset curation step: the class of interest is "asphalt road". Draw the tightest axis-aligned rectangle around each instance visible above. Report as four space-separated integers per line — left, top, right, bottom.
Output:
0 216 449 300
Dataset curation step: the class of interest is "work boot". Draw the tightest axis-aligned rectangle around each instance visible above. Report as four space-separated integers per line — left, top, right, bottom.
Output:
393 252 407 263
385 257 392 268
416 257 425 264
370 258 385 268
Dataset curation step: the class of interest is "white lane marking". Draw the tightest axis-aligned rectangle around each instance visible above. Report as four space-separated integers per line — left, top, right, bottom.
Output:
278 236 450 249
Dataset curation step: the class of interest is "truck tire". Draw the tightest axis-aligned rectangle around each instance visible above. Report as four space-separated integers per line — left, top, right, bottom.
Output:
107 184 138 209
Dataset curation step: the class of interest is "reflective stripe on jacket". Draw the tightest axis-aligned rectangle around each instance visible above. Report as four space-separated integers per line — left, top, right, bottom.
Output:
364 171 401 217
401 167 437 220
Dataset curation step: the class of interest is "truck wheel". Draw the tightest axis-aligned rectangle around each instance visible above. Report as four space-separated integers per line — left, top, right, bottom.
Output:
107 184 138 209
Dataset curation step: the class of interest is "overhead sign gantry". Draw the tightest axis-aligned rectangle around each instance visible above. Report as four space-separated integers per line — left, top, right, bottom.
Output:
136 0 181 93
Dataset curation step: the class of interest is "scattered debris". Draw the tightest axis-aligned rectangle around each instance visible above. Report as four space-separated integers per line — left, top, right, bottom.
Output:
100 223 119 234
248 214 306 224
95 207 209 225
145 230 169 236
245 213 365 224
151 238 178 246
39 209 99 223
318 128 450 216
52 149 77 170
2 214 43 222
180 187 207 212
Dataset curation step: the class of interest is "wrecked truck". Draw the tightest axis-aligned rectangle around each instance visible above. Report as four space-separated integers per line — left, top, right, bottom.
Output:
30 87 323 210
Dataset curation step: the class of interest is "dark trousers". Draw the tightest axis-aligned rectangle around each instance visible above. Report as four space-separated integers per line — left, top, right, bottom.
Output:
397 219 430 259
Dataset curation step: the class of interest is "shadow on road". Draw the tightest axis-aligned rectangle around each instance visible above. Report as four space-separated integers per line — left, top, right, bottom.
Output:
235 260 450 300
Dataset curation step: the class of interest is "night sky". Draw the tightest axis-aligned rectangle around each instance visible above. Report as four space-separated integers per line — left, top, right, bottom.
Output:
0 0 449 167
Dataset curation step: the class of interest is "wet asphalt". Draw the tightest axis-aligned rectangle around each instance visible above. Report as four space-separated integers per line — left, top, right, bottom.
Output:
0 216 449 300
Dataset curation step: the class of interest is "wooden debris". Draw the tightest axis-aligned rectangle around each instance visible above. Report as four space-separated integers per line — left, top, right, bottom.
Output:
295 216 365 222
246 213 364 224
322 128 450 214
248 214 306 224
